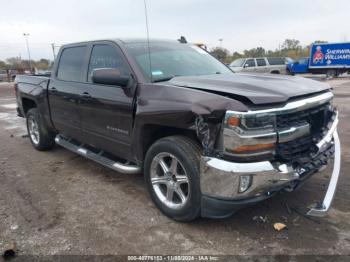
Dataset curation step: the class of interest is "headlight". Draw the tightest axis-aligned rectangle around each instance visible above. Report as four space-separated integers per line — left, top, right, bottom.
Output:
222 112 277 158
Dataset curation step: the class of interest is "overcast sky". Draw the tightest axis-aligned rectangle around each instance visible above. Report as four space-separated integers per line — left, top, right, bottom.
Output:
0 0 349 60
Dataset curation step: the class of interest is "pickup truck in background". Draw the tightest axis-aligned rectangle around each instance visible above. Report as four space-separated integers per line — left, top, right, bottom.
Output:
15 39 341 221
287 42 350 77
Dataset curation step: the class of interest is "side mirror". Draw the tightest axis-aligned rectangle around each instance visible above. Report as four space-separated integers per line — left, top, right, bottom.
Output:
244 63 250 68
92 68 130 87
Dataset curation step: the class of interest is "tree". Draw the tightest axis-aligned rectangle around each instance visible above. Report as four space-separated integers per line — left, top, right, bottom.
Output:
231 51 243 61
6 57 22 68
34 58 51 70
243 47 266 57
210 47 230 62
0 61 7 69
282 39 301 50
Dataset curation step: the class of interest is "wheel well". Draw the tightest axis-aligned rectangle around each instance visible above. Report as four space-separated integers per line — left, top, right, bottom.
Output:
142 125 200 159
270 70 280 74
22 98 37 115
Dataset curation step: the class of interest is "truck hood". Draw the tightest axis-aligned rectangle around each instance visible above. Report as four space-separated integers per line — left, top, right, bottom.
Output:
168 73 330 105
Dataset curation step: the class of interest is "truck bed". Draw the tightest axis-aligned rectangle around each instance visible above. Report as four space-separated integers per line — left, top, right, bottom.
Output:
16 75 50 87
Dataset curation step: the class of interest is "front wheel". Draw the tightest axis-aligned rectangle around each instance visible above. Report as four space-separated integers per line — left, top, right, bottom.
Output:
286 68 294 75
144 136 202 222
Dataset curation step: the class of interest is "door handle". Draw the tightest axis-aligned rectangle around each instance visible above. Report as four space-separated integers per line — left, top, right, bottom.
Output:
80 92 92 100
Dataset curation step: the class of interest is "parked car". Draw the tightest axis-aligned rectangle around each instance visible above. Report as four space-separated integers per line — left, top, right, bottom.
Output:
229 57 289 74
15 39 341 221
287 42 350 77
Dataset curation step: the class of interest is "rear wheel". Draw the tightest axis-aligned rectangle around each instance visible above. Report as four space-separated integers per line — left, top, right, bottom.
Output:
326 69 337 78
144 136 202 222
26 108 55 150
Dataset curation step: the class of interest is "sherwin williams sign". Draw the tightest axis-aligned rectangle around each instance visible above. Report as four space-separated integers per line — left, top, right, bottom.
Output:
309 42 350 68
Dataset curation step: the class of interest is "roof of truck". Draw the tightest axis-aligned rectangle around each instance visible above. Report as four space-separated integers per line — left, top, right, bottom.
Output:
61 38 180 47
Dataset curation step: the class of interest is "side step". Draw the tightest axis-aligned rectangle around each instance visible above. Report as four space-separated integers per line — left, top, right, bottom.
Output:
55 135 141 174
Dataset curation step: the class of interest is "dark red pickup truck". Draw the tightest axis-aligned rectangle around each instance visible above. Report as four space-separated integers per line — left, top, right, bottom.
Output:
15 39 341 221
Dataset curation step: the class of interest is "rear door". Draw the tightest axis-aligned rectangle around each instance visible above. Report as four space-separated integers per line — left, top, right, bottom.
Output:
78 42 135 158
256 58 268 73
49 45 89 139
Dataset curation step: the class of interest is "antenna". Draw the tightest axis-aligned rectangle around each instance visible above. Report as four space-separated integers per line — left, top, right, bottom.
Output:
143 0 153 82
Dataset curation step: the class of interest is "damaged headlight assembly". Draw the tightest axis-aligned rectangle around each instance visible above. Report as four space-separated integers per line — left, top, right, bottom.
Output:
222 111 277 159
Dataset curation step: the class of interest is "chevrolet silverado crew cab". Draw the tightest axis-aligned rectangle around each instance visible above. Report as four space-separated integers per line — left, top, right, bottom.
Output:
15 39 341 221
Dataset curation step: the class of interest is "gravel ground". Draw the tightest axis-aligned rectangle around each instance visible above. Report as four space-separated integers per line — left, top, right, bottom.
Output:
0 77 349 258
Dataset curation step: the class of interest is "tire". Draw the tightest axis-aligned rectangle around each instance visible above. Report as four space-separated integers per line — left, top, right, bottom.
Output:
26 108 55 151
326 69 336 78
144 136 202 222
286 68 294 76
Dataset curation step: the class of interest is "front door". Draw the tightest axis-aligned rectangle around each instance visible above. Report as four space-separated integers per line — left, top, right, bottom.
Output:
78 42 135 159
293 58 309 73
256 58 268 73
242 58 257 73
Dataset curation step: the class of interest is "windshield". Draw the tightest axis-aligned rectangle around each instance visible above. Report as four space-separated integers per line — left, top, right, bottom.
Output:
125 42 232 82
299 58 309 64
229 58 245 67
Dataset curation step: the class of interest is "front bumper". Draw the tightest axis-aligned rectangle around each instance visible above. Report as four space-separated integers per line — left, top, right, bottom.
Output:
200 124 341 219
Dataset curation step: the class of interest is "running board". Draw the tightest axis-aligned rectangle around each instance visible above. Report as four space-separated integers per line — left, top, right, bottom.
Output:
54 135 141 174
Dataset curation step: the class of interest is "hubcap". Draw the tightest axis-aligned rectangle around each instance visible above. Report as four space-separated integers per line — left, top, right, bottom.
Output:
150 152 190 210
28 117 40 145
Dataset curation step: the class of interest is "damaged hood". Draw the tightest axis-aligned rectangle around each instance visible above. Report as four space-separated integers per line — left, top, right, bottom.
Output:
168 73 331 105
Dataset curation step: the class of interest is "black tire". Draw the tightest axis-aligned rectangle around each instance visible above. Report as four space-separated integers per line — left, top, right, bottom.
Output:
270 70 280 74
286 68 294 76
326 69 336 78
26 108 55 151
144 136 202 222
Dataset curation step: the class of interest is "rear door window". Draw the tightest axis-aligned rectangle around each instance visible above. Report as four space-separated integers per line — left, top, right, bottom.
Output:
244 59 256 67
57 46 87 82
256 58 266 66
88 44 130 82
267 57 285 65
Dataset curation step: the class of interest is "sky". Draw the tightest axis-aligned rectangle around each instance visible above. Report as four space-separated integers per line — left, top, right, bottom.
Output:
0 0 349 61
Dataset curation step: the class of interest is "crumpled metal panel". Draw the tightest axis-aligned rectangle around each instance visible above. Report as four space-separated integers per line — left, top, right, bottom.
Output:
132 83 248 162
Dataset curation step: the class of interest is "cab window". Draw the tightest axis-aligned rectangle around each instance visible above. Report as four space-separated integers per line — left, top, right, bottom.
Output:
256 58 266 66
244 59 256 67
267 57 285 65
57 46 87 82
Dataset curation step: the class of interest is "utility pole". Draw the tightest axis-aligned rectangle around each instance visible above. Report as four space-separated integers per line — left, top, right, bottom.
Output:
23 33 32 72
51 43 56 60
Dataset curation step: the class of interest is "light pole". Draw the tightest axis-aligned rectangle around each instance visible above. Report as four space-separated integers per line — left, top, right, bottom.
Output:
23 33 32 72
51 43 56 60
218 38 223 47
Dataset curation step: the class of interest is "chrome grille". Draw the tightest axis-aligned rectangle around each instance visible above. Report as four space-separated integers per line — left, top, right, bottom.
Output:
276 102 334 162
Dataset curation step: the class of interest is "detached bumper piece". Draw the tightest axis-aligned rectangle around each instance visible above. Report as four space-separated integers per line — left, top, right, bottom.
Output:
200 114 341 219
307 130 341 217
